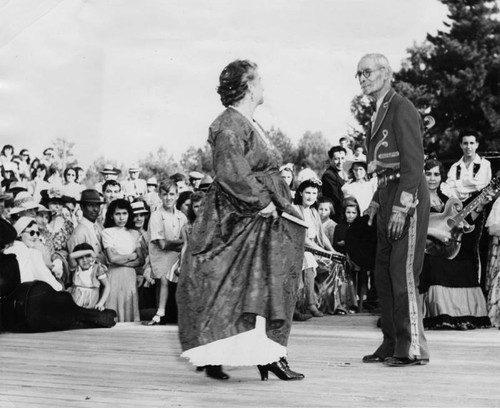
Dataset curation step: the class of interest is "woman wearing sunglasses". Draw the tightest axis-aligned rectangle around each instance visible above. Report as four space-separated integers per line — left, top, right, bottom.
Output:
3 216 63 290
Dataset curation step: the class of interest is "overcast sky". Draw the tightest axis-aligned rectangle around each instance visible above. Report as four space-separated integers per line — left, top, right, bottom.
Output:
0 0 449 168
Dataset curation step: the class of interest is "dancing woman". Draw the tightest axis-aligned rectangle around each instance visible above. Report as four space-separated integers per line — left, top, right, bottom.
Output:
177 59 306 381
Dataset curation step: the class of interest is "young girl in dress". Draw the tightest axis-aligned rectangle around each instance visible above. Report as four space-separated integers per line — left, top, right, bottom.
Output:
317 197 337 246
145 180 187 325
333 198 361 313
102 199 145 322
69 243 110 310
293 179 340 317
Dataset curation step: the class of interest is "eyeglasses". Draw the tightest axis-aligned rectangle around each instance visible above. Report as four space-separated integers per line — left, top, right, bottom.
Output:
23 230 40 237
355 67 384 79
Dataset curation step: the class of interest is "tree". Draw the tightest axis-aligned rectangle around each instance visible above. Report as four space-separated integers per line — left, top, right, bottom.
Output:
296 131 330 175
52 137 78 169
139 147 180 182
350 0 500 159
267 127 298 165
180 143 213 175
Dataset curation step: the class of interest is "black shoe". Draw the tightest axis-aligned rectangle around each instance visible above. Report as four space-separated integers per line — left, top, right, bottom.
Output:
362 354 385 363
384 357 429 367
293 311 312 321
205 365 230 380
257 357 304 381
196 366 205 372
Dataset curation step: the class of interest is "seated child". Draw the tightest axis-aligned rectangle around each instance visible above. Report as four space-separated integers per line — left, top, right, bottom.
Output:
69 243 111 310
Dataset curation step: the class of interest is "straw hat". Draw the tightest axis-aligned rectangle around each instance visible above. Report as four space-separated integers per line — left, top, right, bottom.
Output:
146 177 158 186
128 164 142 173
9 192 42 215
131 201 149 215
188 171 204 180
100 164 121 176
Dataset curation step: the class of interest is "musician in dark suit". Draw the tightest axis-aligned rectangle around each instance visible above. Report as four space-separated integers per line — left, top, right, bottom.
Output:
321 146 347 222
358 53 430 367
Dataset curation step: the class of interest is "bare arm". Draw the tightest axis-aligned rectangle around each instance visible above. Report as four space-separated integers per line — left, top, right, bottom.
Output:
95 275 111 311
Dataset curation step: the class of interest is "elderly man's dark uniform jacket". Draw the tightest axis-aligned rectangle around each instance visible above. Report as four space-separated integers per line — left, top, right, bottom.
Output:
366 88 430 361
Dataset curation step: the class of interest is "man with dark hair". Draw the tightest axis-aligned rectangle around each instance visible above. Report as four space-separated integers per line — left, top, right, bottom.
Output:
358 53 430 367
68 190 106 267
441 130 491 201
170 173 190 193
321 145 347 221
100 180 122 224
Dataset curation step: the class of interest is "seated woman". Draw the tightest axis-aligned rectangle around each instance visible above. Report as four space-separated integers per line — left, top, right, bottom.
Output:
420 157 491 330
292 179 342 317
0 217 116 332
4 216 63 290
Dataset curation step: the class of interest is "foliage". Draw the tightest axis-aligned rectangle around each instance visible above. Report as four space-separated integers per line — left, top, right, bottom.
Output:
268 127 298 165
138 147 181 182
180 143 213 175
51 137 78 170
296 131 330 175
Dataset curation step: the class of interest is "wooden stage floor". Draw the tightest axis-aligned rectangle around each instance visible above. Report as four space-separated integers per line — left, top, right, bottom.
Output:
1 314 499 408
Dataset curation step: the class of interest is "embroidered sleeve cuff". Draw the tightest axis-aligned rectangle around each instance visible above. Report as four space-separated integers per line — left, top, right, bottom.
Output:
392 205 409 214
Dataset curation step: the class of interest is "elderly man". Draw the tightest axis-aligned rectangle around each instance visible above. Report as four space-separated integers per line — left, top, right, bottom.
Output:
359 53 430 367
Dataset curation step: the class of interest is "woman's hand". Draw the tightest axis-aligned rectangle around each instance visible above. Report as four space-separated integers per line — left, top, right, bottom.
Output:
259 202 278 219
95 302 105 311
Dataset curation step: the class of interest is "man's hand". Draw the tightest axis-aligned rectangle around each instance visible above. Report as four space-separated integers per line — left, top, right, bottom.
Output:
388 211 406 240
364 204 378 226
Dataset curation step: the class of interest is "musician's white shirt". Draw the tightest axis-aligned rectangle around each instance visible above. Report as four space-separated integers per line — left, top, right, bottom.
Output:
441 154 491 200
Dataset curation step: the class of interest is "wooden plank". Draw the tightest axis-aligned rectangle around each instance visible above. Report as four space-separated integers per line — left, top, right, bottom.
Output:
1 315 499 407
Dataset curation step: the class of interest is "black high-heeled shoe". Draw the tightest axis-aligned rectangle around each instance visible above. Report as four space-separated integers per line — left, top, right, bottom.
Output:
257 357 304 381
205 365 230 380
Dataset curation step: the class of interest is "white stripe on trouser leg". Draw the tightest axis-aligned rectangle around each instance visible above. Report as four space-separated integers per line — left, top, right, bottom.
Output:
406 212 420 358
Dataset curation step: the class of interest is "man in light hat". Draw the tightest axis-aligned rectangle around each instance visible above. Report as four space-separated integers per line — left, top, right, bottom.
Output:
122 164 147 200
68 189 107 267
144 177 162 211
188 171 204 190
94 164 121 193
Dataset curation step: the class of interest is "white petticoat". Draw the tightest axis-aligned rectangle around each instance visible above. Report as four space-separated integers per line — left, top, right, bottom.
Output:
180 316 287 366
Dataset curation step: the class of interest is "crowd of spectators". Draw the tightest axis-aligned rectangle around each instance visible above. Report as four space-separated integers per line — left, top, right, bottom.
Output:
1 138 499 330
